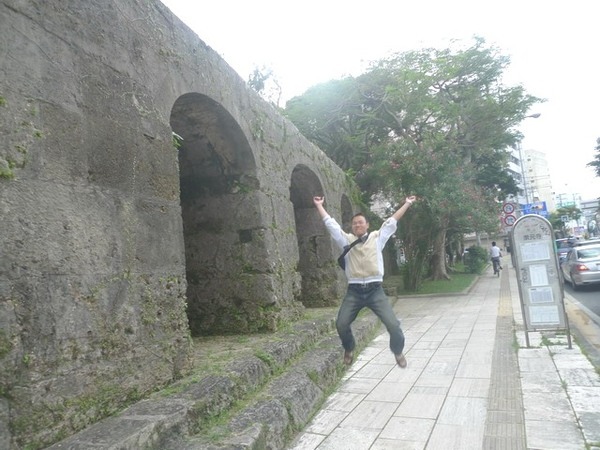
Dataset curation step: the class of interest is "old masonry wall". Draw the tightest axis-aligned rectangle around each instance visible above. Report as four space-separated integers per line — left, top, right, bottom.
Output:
0 0 357 447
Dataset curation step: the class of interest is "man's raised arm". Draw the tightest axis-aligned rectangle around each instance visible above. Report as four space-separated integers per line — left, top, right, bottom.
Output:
313 196 329 219
391 195 417 221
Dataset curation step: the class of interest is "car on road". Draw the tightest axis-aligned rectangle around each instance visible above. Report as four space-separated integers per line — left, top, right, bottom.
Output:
573 238 600 247
555 238 577 263
561 243 600 290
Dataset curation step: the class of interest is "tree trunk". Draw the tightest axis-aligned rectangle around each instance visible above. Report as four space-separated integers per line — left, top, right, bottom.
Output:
383 239 400 275
430 225 450 280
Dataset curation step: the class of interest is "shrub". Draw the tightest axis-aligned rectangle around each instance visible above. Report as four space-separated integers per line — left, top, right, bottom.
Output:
464 245 488 274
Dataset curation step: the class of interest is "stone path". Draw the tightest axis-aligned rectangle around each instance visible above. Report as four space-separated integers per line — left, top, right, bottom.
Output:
288 265 600 450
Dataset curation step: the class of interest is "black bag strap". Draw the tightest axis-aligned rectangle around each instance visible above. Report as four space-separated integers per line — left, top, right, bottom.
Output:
337 233 369 269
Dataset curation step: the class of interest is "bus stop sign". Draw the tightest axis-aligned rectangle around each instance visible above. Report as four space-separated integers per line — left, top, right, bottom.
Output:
510 214 571 347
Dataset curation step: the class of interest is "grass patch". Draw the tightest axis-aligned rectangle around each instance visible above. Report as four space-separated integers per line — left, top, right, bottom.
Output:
384 270 477 296
512 332 521 351
254 349 277 369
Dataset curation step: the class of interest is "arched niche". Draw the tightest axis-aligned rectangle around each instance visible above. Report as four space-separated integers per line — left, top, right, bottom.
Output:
289 164 339 307
170 93 263 335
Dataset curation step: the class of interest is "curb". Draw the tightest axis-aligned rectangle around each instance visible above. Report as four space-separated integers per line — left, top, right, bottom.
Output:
563 293 600 370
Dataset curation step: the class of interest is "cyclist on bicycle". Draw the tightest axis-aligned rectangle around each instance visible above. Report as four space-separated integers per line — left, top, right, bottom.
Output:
490 241 502 274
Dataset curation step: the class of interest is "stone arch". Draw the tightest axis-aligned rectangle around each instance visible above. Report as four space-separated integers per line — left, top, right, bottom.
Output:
290 164 339 307
170 92 263 335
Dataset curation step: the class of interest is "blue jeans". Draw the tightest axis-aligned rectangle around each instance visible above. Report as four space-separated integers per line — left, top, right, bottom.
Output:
336 283 405 355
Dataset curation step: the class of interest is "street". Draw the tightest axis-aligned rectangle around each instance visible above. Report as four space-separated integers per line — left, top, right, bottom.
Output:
562 282 600 371
563 282 600 318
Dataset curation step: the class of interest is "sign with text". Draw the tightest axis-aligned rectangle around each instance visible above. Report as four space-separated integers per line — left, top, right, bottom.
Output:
522 201 548 217
510 214 569 345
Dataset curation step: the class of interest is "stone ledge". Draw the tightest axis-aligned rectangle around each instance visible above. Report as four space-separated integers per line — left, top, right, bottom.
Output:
46 307 384 450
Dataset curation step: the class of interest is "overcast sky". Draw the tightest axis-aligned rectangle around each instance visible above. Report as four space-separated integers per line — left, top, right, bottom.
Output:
160 0 600 201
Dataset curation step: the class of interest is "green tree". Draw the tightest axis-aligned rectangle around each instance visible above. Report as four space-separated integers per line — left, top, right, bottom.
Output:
248 66 282 107
285 38 541 288
355 38 540 282
548 211 566 237
550 206 583 237
587 137 600 178
285 78 388 173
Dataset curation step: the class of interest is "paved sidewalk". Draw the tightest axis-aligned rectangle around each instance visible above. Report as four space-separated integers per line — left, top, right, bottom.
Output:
288 265 600 450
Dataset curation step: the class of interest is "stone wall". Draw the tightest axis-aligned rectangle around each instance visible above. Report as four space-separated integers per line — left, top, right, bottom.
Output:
0 0 356 447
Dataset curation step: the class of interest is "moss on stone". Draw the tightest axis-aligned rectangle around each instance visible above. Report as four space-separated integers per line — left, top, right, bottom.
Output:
0 329 12 358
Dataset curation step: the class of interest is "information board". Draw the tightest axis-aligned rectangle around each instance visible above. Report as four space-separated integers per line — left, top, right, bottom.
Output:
510 215 570 346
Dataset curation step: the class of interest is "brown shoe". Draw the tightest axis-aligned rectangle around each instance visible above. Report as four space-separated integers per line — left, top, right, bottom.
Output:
343 351 354 365
395 353 407 368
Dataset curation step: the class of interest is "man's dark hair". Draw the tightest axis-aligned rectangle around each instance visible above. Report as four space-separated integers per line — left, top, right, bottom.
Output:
351 212 368 222
492 241 496 246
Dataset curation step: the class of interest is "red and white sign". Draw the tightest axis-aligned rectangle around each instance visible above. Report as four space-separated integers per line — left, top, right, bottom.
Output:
503 214 516 226
502 203 515 215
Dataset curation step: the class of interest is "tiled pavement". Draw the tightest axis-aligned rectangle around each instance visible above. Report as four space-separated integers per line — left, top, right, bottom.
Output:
288 265 600 450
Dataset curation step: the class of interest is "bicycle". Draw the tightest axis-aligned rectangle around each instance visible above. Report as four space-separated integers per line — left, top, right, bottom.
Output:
492 257 501 277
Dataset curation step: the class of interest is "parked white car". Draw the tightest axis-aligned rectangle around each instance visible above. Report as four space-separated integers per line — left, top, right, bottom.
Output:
561 243 600 290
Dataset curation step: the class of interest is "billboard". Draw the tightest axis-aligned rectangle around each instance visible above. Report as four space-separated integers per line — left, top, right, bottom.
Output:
522 201 548 217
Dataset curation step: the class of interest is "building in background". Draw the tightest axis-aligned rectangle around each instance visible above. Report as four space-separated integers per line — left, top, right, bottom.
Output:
470 144 596 249
524 148 555 212
580 198 600 237
553 189 600 238
505 146 555 213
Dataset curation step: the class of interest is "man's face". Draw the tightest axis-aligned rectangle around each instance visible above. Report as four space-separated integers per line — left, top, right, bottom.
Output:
351 215 369 237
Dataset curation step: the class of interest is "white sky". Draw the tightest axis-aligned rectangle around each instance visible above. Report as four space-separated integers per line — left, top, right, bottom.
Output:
160 0 600 201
